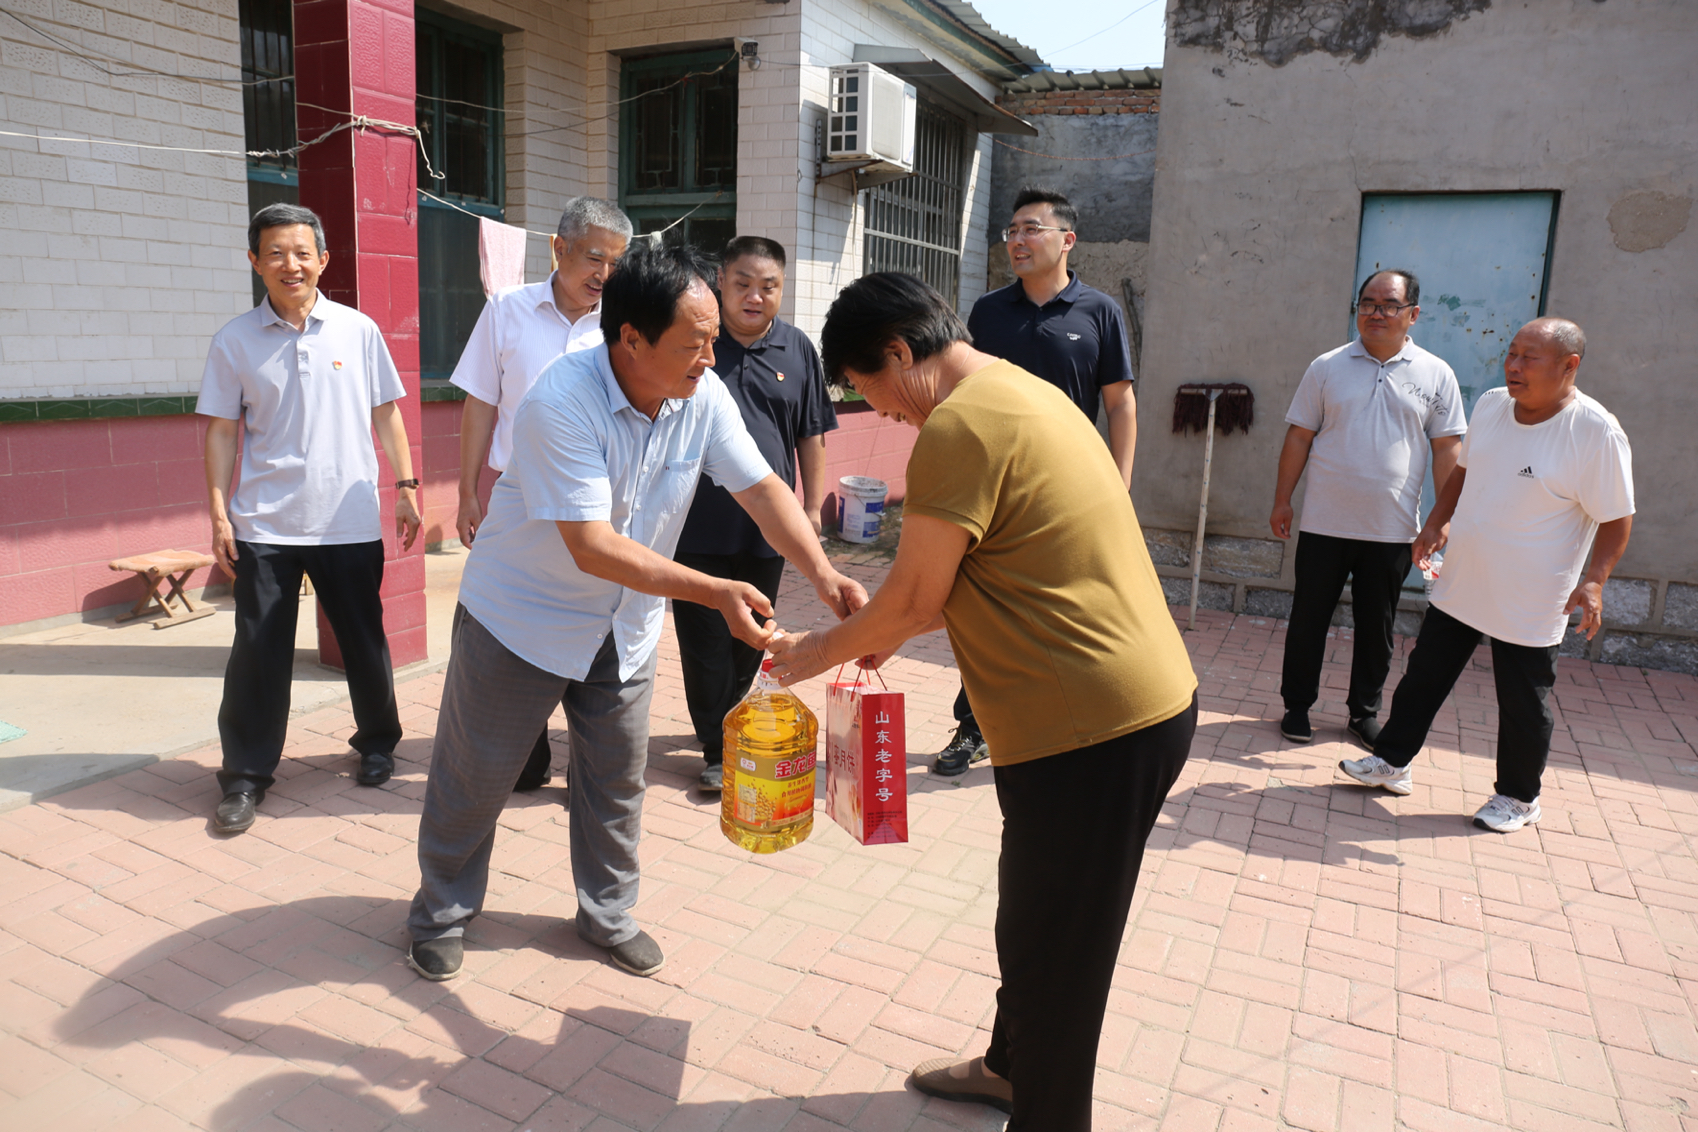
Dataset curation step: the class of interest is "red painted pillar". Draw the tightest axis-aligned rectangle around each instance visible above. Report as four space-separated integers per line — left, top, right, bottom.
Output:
292 0 427 668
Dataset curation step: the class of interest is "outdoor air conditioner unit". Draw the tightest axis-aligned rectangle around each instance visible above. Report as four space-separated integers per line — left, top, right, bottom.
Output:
826 62 916 169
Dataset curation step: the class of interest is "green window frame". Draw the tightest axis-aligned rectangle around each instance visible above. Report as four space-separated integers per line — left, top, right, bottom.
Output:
618 48 738 252
415 10 505 381
238 0 300 306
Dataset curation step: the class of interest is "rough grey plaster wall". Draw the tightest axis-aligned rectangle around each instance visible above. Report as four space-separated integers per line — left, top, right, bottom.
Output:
986 113 1159 243
1138 0 1697 626
1171 0 1493 66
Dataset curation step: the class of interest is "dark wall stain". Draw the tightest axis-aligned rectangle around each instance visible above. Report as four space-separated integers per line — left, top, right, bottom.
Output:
1172 0 1493 66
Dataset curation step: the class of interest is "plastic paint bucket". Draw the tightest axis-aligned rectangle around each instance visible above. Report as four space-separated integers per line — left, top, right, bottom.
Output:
837 476 888 544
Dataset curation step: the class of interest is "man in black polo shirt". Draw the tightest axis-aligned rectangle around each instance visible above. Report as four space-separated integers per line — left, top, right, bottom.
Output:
675 236 837 792
926 187 1139 776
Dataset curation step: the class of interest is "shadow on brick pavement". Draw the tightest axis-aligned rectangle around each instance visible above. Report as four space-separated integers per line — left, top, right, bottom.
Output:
4 558 1698 1130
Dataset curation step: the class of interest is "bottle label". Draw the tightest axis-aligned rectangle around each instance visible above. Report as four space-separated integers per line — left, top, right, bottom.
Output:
725 749 817 830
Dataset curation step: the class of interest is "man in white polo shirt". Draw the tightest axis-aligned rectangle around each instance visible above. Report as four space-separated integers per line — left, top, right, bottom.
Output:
1341 318 1634 832
405 244 866 983
198 203 422 836
1271 269 1466 749
451 197 632 792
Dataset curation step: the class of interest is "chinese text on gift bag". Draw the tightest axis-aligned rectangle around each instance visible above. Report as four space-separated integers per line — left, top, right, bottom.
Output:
825 673 908 845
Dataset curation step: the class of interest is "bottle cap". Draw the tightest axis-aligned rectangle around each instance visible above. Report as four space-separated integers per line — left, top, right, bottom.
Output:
760 658 775 673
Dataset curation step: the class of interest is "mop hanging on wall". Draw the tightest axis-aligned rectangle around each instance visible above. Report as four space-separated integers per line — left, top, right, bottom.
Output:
1172 382 1255 630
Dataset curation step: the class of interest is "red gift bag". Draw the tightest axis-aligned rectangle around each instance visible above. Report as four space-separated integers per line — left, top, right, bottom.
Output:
825 671 908 845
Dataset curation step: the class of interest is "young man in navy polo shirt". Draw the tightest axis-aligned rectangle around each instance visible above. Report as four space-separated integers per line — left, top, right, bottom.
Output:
673 237 838 792
926 188 1138 776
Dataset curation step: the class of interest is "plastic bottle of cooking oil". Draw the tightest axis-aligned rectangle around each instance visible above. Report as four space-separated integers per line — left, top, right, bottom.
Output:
721 656 818 853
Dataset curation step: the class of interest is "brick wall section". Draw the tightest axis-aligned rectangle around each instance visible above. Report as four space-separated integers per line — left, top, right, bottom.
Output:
0 415 218 628
998 88 1161 118
0 0 250 399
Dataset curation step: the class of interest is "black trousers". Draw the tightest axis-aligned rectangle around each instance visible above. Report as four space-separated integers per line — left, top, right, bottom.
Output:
672 551 786 766
1280 532 1413 719
951 684 980 739
985 696 1196 1131
216 540 401 795
1375 605 1558 804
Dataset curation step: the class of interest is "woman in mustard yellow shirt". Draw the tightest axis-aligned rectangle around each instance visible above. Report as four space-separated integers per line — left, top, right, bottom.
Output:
768 273 1198 1131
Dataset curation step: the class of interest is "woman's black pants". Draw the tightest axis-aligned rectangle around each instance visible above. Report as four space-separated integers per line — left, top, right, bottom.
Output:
985 696 1196 1131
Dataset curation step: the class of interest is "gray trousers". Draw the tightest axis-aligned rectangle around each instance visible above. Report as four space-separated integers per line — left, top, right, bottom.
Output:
409 605 657 947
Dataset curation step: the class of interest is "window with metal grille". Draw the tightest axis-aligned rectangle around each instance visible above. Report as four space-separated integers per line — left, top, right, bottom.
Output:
415 11 504 381
862 102 971 305
238 0 299 306
618 49 738 254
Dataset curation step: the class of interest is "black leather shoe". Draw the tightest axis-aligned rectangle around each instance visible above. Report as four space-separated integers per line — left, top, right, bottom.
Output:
698 763 724 792
514 735 551 791
213 790 262 834
1348 715 1382 751
356 751 394 786
931 726 987 777
407 936 463 981
1280 709 1313 743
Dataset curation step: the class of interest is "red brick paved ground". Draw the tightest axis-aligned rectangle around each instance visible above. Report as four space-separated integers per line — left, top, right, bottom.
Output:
4 557 1698 1131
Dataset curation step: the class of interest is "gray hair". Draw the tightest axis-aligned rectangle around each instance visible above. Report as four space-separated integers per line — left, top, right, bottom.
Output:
1533 316 1587 360
557 197 633 247
248 203 326 257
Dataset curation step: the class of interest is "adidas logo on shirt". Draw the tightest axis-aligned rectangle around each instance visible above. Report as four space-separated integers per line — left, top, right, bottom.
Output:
1517 466 1535 478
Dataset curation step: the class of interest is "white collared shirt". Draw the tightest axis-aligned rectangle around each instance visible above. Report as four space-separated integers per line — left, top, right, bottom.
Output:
456 346 773 681
196 294 406 545
449 272 603 471
1286 336 1467 542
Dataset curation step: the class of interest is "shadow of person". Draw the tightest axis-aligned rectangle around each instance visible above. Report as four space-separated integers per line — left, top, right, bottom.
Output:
49 895 1003 1131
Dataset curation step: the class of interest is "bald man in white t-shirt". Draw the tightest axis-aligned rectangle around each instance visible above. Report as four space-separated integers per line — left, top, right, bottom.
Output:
1338 318 1635 833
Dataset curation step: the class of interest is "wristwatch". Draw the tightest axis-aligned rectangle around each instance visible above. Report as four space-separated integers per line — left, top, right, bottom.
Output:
395 478 421 489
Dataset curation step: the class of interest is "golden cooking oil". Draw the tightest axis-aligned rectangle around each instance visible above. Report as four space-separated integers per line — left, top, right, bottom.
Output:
720 659 818 853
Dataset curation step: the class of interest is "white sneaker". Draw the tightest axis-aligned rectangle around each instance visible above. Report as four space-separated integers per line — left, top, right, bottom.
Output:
1338 754 1414 795
1473 794 1541 833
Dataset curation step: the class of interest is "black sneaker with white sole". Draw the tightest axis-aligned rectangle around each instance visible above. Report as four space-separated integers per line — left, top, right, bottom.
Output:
1347 716 1382 750
1279 709 1313 743
603 929 665 977
931 726 988 776
408 936 463 981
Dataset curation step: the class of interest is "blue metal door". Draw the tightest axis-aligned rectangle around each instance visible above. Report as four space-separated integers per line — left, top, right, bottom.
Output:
1353 192 1556 584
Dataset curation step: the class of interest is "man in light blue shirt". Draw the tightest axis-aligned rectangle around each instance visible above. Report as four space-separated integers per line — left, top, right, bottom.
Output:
406 244 866 982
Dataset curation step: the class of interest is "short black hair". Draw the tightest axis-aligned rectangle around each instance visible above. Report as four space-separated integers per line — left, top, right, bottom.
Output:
249 202 326 257
1358 269 1420 307
723 235 787 271
819 272 970 386
601 241 719 347
1012 186 1077 231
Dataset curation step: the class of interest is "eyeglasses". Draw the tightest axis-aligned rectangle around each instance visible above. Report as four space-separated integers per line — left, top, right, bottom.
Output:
1353 301 1416 317
1001 224 1069 242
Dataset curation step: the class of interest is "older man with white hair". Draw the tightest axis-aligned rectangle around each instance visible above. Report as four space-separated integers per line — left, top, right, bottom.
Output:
1339 318 1635 832
450 196 632 792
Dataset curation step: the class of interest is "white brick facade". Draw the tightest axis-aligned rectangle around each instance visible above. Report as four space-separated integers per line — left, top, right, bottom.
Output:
0 0 250 398
0 0 1018 398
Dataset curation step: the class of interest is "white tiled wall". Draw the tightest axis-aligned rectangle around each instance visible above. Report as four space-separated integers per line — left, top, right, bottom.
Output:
0 0 1012 398
0 0 250 398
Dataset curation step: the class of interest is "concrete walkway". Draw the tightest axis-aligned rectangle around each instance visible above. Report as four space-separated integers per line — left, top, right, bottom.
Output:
3 544 1698 1131
0 547 473 812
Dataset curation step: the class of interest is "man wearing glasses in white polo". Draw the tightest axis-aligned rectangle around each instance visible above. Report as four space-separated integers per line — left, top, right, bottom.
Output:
922 187 1140 779
1268 269 1466 751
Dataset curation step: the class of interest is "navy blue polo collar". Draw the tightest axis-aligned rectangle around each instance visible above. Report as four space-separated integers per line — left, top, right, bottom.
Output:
1005 270 1084 308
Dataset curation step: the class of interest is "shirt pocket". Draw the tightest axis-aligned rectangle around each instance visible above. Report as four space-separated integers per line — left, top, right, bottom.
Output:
656 456 704 519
